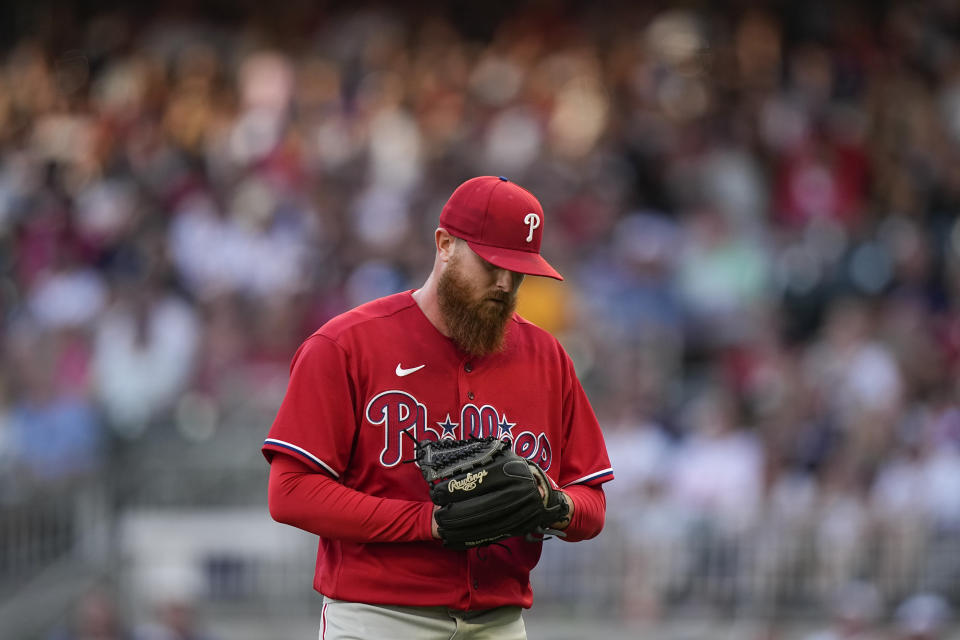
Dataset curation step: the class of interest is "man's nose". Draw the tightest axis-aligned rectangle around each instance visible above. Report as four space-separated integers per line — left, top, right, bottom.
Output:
494 269 521 292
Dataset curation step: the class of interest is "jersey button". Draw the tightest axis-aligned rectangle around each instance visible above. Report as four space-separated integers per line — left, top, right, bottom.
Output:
467 391 475 400
473 579 480 590
464 363 473 373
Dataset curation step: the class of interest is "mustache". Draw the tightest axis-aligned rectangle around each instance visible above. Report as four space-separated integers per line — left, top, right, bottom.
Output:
486 290 514 303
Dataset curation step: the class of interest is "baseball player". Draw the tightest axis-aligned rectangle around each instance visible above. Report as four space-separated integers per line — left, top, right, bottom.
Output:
263 176 613 639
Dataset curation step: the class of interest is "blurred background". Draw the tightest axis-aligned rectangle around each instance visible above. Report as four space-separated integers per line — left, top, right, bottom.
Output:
2 0 960 638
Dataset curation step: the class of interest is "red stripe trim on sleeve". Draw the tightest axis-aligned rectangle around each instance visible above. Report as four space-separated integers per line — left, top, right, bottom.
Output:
263 438 339 478
562 468 613 488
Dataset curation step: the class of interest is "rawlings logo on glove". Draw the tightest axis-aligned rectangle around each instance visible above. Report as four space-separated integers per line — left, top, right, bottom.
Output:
448 469 488 492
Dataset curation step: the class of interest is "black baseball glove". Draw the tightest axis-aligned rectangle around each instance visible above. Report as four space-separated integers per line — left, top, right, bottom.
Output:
414 436 569 550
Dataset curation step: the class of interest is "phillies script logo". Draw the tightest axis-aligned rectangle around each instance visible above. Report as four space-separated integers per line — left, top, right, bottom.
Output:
365 390 553 471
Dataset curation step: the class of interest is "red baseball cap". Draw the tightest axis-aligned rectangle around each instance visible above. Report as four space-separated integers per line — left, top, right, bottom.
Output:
439 176 563 280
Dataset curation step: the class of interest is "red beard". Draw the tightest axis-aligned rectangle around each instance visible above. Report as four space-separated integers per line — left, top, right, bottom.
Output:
437 259 517 357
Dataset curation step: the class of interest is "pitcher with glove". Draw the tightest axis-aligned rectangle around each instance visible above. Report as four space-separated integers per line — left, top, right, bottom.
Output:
264 176 613 640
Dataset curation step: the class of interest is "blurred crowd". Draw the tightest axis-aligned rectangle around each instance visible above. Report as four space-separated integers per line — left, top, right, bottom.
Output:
2 0 960 630
47 586 219 640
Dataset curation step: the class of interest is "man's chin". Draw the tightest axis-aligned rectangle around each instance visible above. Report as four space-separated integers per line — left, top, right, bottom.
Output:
449 311 511 357
453 333 507 357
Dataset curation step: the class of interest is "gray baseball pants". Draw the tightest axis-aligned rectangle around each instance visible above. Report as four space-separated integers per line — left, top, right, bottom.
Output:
320 596 527 639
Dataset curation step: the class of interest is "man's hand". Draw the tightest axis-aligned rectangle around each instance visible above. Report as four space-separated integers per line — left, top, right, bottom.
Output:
552 491 574 530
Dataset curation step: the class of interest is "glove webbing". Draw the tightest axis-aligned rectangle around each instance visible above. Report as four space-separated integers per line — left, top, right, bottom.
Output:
408 433 507 484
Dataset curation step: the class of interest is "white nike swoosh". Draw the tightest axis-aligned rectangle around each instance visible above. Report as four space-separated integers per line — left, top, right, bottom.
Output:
395 363 426 377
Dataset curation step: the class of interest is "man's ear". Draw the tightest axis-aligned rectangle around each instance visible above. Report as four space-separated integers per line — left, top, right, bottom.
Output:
436 228 457 263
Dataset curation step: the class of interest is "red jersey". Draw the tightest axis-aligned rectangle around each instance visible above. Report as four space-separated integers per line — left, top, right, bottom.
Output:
262 291 613 609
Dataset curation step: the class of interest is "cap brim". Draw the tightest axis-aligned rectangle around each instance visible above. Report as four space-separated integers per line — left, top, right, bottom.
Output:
466 241 564 280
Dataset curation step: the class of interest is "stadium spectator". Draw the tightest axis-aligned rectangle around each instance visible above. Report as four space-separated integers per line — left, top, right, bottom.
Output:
894 592 952 640
802 580 884 640
92 276 199 437
47 588 134 640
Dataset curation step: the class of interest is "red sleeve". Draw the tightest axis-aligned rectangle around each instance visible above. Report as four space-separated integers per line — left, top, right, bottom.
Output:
557 351 613 488
560 484 606 542
262 335 356 478
268 454 435 543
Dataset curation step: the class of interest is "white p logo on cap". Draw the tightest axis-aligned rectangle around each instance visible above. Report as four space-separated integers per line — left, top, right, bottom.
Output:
524 213 541 242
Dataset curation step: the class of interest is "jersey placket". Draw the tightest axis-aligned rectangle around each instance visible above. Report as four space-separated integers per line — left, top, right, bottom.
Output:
458 356 475 424
457 356 477 404
459 354 482 605
465 548 481 606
